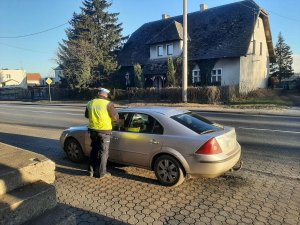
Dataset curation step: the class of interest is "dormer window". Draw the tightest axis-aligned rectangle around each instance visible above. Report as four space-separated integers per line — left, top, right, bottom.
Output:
167 44 173 55
157 45 163 56
150 42 179 59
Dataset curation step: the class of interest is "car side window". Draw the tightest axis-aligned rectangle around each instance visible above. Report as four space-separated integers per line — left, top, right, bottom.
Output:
113 112 131 131
127 113 163 134
152 120 164 134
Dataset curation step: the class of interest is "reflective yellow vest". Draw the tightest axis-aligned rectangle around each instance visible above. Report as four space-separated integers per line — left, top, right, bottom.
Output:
87 98 112 130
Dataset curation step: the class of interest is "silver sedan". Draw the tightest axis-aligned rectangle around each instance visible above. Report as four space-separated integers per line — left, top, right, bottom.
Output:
60 107 241 186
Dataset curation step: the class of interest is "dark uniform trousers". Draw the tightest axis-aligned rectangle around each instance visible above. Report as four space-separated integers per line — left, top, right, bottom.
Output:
88 129 111 176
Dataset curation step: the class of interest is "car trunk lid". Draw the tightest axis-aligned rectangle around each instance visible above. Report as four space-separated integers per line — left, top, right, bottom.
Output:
214 127 238 155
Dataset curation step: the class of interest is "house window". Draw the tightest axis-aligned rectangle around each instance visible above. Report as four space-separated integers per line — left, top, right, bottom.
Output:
125 72 130 86
260 42 262 56
211 69 222 85
157 45 163 56
167 44 173 55
192 69 200 83
6 74 11 79
252 40 256 55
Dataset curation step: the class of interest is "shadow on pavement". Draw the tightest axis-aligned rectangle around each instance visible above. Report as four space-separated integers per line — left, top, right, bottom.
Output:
0 132 160 186
55 162 160 186
50 203 130 225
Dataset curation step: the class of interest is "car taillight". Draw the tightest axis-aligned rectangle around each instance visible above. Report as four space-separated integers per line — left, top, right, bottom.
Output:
196 138 222 155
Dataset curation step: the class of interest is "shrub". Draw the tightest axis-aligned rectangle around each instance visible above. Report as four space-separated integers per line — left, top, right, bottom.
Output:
0 86 234 104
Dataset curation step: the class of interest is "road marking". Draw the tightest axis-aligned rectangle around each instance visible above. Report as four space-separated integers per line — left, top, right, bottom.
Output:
196 110 300 119
0 104 83 112
28 110 54 114
65 113 82 116
26 110 82 116
0 107 82 116
238 126 300 134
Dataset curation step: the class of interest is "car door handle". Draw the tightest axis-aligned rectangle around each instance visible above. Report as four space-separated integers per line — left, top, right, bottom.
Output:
149 139 159 144
112 136 119 140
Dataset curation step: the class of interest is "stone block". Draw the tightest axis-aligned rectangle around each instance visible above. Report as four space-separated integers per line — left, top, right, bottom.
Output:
0 181 56 225
0 143 55 195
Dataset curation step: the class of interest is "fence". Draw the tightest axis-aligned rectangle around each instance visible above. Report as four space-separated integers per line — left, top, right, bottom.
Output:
0 86 238 104
0 87 49 101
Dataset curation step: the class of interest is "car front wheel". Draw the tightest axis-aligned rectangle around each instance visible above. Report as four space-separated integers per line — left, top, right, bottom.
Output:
64 138 84 163
154 155 185 187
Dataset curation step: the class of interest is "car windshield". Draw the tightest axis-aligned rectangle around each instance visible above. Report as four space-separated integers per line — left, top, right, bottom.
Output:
171 112 222 134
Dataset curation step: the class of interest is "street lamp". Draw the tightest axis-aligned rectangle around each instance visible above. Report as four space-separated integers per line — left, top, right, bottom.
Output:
182 0 188 102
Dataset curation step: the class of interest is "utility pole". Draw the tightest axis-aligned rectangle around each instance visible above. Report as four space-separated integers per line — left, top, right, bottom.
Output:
182 0 188 102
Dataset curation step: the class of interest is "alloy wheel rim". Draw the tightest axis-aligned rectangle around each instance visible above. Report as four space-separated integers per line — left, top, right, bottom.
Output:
157 159 178 183
67 142 79 159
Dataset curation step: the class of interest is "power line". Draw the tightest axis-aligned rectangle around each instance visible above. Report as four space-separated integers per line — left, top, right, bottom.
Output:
244 0 300 22
267 9 300 22
0 22 68 39
0 42 50 54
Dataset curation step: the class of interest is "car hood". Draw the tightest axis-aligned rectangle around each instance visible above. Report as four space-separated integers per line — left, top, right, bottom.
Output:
66 125 88 132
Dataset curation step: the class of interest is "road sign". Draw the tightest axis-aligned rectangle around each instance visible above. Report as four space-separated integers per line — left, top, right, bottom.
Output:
46 78 53 85
46 78 52 102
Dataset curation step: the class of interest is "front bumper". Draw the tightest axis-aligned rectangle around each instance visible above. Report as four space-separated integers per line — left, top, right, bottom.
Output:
59 131 68 149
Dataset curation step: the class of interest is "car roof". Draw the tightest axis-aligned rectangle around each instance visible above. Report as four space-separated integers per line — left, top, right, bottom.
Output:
118 106 190 117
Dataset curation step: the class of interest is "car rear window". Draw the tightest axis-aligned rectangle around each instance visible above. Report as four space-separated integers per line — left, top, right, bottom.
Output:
171 112 222 134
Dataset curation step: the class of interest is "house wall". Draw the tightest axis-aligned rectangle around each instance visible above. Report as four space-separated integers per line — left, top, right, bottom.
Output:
213 58 240 86
0 69 27 88
239 16 270 93
149 40 182 59
0 72 3 84
27 80 41 86
54 69 63 83
191 58 240 86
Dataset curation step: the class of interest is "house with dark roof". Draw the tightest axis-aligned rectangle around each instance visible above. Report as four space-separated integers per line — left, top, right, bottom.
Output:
118 0 275 92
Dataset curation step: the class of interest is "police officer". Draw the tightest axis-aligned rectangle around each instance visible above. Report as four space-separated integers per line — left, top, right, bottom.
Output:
85 88 119 179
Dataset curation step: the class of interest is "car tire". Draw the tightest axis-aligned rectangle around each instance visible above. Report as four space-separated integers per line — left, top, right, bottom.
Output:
154 155 185 187
64 138 85 163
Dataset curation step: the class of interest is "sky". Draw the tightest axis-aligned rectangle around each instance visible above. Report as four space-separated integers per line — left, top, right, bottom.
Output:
0 0 299 78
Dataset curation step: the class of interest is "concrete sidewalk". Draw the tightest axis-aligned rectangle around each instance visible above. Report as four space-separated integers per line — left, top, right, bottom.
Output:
0 100 300 117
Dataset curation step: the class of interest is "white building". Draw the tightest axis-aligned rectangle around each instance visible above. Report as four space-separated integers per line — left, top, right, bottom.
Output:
0 69 27 88
54 65 64 84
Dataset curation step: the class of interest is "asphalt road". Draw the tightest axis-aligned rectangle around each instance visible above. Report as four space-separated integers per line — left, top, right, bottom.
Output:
0 103 299 225
0 103 299 160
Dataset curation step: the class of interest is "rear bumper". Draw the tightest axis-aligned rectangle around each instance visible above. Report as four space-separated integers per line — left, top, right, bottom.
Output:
186 144 241 178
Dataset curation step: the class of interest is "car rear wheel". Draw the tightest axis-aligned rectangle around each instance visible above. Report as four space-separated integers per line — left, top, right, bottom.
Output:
154 155 185 187
64 138 84 163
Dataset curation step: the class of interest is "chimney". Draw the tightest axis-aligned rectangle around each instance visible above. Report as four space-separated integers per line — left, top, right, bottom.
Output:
162 14 170 20
200 3 208 11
